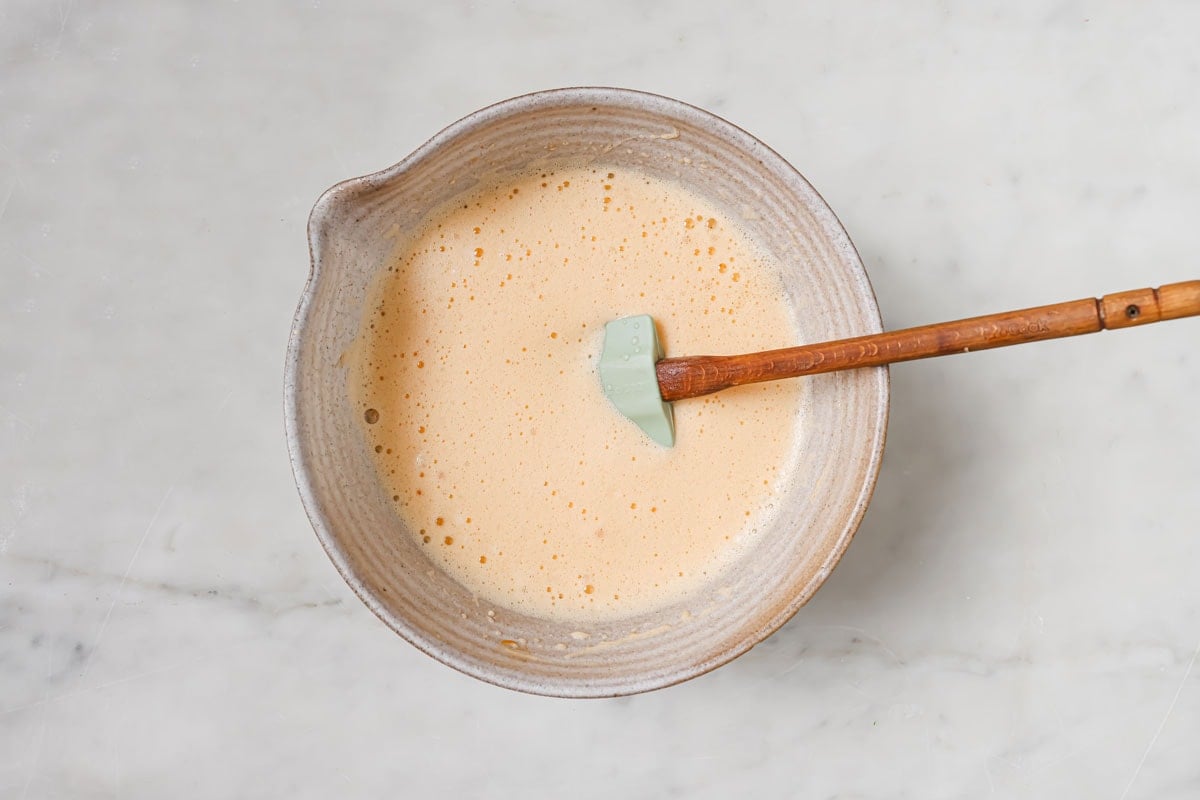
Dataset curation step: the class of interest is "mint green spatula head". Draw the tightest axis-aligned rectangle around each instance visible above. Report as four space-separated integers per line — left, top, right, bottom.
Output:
598 315 675 447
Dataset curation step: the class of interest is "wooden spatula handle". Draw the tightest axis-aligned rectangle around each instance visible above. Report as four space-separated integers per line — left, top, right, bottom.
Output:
655 280 1200 402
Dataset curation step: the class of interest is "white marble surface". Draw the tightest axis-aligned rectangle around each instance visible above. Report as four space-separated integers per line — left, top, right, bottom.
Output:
3 1 1199 797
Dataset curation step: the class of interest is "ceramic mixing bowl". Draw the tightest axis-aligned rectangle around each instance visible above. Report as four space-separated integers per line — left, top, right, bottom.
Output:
285 87 889 696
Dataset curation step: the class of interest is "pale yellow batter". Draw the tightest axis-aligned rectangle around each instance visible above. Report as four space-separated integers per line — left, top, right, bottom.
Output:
351 165 803 620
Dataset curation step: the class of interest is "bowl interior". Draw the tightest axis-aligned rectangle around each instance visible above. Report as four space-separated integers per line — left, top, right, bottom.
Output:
286 88 888 696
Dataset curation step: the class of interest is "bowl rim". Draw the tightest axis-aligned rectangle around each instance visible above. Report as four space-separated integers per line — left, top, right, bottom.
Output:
284 86 890 697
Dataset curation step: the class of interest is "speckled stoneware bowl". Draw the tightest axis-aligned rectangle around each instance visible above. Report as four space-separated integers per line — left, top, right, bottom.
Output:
285 88 889 697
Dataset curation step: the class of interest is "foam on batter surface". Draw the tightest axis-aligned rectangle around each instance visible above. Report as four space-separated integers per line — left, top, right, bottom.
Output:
350 165 803 620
